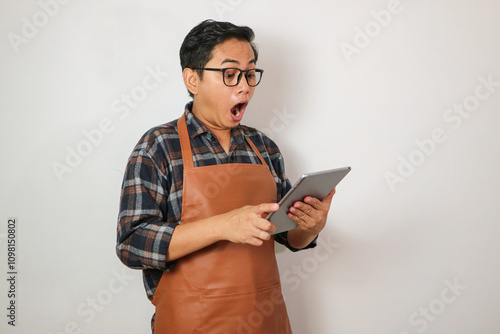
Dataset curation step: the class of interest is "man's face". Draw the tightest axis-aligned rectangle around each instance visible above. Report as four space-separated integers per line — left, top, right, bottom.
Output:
191 38 257 131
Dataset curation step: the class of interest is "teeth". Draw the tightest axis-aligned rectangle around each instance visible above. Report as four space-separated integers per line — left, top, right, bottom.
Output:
234 104 241 116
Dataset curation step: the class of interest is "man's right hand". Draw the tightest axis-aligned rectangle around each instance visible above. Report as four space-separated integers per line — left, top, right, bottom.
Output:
166 203 279 261
220 203 279 246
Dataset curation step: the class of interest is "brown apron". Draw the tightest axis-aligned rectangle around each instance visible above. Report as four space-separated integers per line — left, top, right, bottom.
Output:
152 114 292 334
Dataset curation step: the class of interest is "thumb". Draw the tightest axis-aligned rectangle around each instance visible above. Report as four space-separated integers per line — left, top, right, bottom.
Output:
322 188 336 205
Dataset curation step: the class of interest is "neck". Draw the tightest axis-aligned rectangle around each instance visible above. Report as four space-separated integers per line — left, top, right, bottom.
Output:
210 127 232 154
192 104 232 154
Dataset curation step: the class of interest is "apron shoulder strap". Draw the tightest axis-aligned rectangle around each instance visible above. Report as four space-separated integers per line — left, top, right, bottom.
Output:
245 136 267 166
177 114 194 169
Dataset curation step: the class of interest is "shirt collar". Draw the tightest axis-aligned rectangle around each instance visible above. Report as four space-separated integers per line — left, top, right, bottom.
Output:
184 102 208 139
183 102 246 145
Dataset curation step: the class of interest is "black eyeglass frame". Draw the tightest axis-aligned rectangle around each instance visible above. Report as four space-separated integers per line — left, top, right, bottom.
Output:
191 67 264 87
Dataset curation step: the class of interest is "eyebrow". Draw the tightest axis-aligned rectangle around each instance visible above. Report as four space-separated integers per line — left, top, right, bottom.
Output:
220 58 257 65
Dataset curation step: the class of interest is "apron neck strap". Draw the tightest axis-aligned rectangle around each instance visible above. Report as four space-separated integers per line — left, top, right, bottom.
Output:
244 136 267 165
177 114 194 169
178 113 268 169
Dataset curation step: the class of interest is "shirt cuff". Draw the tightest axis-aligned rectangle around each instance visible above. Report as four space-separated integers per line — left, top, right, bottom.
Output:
275 231 318 252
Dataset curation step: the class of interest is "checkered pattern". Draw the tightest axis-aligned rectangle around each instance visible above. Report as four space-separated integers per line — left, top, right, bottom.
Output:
116 102 316 301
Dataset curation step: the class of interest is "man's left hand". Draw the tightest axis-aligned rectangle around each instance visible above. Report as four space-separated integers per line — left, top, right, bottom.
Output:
287 188 335 236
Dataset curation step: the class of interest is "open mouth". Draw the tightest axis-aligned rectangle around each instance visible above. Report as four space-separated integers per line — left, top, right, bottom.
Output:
231 102 247 118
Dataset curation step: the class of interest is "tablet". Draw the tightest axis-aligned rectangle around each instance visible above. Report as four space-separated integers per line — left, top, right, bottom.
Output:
267 166 351 235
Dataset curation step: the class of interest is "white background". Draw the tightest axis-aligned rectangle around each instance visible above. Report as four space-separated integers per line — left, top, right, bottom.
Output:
1 0 500 333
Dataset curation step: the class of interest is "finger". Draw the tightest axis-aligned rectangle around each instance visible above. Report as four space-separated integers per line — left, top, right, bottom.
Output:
293 202 315 215
246 236 264 247
251 227 271 242
258 230 271 241
290 202 328 226
303 189 335 210
254 218 276 233
302 196 323 209
322 188 336 204
287 210 308 226
291 200 320 220
288 208 323 232
256 203 279 215
289 206 313 223
239 226 269 245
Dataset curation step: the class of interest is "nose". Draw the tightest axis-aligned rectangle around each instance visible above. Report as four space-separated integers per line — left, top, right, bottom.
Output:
236 73 251 94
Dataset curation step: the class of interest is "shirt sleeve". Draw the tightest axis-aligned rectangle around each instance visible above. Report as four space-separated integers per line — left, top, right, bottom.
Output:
116 142 178 271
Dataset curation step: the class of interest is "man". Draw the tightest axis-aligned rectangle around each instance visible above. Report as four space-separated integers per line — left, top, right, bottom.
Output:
116 19 335 334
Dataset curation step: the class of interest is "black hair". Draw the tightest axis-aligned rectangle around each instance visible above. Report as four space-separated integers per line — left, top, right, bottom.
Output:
179 19 258 97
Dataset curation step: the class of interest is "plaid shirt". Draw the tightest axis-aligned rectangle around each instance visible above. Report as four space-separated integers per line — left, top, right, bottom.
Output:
116 102 316 301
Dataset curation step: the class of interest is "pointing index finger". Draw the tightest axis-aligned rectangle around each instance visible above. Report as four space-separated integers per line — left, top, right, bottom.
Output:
257 203 279 214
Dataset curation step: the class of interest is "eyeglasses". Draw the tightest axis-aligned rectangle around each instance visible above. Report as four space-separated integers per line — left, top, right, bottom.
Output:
192 67 264 87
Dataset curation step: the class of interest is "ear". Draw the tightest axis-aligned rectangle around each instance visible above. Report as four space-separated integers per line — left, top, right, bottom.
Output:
183 68 199 96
